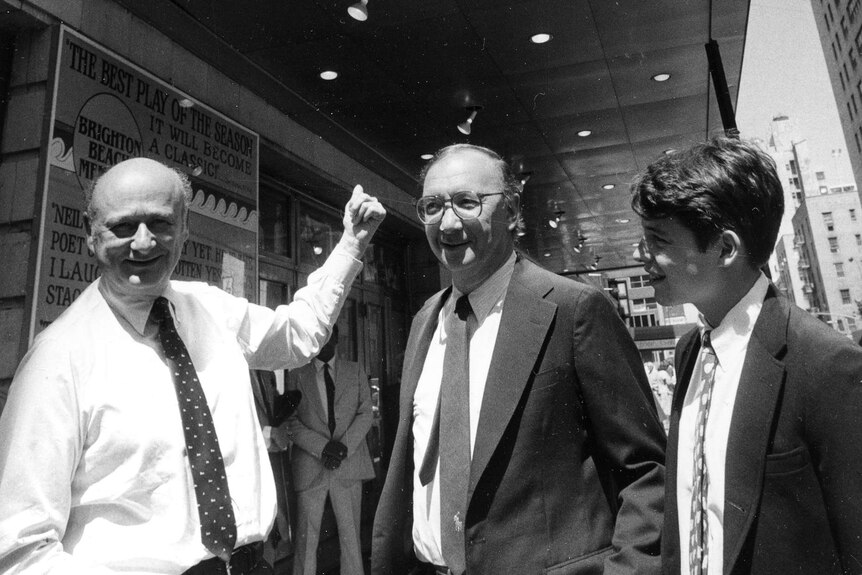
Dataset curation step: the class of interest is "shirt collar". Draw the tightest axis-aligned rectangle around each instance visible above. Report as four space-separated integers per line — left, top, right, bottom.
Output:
698 273 769 366
314 354 338 372
98 278 176 336
452 251 516 323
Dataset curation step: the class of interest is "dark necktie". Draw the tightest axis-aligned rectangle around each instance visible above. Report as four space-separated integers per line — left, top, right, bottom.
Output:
689 330 718 575
151 297 237 562
419 294 472 575
324 362 336 436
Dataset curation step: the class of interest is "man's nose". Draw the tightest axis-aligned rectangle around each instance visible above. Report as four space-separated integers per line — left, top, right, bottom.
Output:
130 223 156 251
438 204 462 230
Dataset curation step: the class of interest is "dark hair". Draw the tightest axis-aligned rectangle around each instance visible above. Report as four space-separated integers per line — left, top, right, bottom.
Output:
630 137 784 268
418 143 525 237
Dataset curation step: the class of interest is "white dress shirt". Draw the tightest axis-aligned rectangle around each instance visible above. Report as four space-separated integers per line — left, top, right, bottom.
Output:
676 273 769 575
411 252 516 566
0 246 361 573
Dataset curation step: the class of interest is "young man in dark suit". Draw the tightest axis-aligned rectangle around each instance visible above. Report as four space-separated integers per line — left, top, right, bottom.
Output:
372 144 666 575
632 136 862 574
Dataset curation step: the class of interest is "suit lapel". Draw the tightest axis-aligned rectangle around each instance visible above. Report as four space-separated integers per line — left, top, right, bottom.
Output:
469 260 556 495
303 364 329 424
399 288 450 416
723 289 787 572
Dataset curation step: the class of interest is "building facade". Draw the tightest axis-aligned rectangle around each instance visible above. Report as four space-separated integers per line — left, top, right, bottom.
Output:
810 0 862 208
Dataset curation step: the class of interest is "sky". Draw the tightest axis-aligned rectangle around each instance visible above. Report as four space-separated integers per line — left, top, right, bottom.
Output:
736 0 856 185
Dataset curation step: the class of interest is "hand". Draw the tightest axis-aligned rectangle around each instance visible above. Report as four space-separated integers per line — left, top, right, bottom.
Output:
340 185 386 259
323 454 342 470
270 425 292 451
322 440 348 461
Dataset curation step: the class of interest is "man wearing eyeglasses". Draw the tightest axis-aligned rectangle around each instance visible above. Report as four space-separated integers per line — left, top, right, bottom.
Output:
371 144 665 575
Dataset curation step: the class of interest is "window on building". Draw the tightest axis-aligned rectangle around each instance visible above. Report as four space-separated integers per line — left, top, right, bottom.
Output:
851 46 859 69
855 233 862 246
837 31 843 51
628 314 658 328
823 211 834 231
258 187 291 258
851 208 857 221
841 15 849 38
848 100 854 120
816 170 826 180
830 237 840 252
789 159 798 174
835 40 840 60
852 0 861 22
850 317 858 331
841 288 852 304
841 70 847 91
827 12 833 31
853 93 859 113
791 176 801 190
629 274 652 288
836 262 845 277
855 132 860 153
829 3 835 23
630 297 658 313
838 318 846 331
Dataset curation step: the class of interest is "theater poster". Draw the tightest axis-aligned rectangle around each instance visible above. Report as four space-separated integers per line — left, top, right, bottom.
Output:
31 25 259 340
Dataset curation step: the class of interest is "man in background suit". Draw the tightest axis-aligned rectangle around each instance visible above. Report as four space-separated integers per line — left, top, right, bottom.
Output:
289 324 376 575
371 144 666 575
632 136 862 574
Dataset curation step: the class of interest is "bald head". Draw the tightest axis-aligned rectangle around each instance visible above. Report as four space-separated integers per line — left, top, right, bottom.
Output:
85 158 192 222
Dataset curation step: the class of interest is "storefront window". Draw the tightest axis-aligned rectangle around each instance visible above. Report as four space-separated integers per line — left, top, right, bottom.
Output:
259 187 291 258
298 204 341 265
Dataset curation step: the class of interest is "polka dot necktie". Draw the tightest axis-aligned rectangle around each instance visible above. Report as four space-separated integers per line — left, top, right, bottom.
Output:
151 297 237 562
689 330 717 575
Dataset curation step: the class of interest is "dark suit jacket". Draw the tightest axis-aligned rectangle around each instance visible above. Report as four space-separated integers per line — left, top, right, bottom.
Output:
372 257 666 575
663 285 862 575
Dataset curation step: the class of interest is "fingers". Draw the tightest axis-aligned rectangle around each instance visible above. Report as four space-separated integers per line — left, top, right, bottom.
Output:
346 184 386 224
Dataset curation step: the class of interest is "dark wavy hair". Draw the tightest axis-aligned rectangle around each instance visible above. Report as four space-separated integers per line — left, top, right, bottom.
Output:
631 137 784 268
418 143 525 237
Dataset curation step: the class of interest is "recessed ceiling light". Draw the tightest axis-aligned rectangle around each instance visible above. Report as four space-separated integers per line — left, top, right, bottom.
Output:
588 272 602 277
631 242 641 247
320 70 338 80
548 219 558 229
651 72 671 82
663 148 676 155
602 183 615 190
420 153 433 160
616 218 630 224
530 33 552 44
544 252 551 257
577 130 592 137
178 98 194 108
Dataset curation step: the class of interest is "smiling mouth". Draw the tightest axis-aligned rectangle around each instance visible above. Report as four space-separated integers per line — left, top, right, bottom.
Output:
126 256 161 267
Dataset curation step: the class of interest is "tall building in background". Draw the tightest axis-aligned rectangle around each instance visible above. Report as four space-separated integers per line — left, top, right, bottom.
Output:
810 0 862 208
788 187 862 335
757 113 862 337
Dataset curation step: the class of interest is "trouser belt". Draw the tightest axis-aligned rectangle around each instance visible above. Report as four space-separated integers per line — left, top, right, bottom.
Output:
182 542 264 575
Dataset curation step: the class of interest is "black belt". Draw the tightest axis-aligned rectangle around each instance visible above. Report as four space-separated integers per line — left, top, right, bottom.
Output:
415 561 458 575
182 542 264 575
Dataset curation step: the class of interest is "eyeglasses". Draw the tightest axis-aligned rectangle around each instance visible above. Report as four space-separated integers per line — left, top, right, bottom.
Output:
415 191 504 225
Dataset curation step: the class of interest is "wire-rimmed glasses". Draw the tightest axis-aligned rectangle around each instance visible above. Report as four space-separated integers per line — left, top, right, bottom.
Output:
416 191 504 225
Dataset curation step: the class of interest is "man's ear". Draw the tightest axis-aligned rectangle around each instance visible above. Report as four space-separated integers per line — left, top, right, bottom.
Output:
717 230 743 267
506 193 521 231
84 214 95 255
